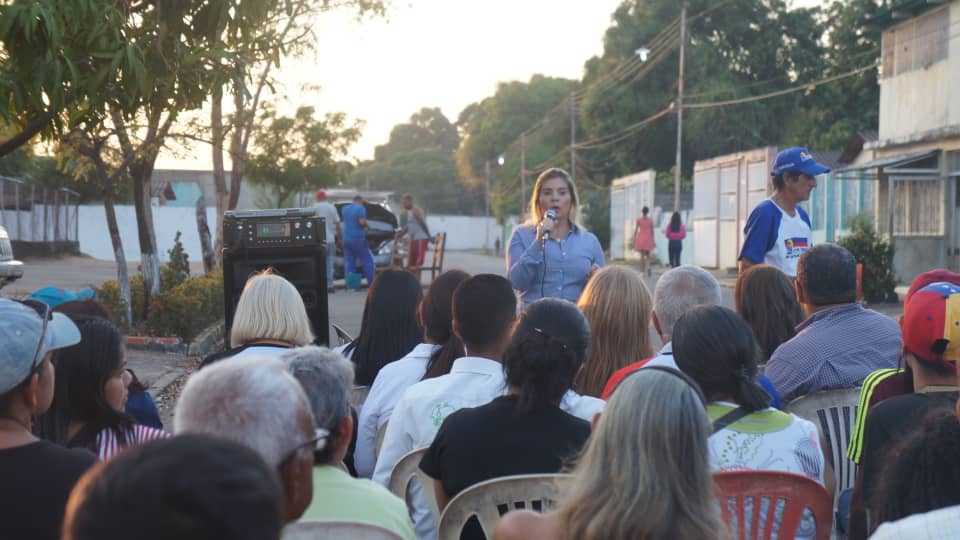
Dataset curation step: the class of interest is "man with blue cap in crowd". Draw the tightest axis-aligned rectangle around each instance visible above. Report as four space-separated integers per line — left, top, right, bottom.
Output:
738 147 830 278
0 298 96 540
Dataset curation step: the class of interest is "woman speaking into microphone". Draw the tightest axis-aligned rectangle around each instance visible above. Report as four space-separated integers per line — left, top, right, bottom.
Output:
507 167 604 308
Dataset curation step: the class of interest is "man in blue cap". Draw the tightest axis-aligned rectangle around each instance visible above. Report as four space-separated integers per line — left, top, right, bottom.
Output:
738 147 830 278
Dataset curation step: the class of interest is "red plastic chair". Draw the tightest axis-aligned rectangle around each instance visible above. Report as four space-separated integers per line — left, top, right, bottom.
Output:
714 471 833 540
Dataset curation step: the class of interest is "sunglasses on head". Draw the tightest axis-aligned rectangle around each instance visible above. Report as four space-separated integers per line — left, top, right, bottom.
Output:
17 299 52 373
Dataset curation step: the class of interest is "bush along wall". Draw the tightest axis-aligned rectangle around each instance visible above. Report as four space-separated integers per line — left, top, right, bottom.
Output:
96 269 224 342
838 213 897 303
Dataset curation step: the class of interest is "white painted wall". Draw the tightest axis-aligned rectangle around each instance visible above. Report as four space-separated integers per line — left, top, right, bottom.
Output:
76 204 503 261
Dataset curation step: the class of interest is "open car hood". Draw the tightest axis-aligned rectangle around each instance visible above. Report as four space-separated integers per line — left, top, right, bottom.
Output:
336 202 398 241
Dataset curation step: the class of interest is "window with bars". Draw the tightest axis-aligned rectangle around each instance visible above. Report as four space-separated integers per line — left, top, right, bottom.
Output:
893 179 943 235
881 6 949 79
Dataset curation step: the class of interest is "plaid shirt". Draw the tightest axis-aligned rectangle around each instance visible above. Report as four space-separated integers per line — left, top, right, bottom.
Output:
766 303 902 403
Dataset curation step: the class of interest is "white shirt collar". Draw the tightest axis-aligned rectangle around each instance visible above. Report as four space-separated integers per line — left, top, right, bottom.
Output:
450 356 502 375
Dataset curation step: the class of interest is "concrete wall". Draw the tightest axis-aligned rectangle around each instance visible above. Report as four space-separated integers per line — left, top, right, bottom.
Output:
0 205 76 242
894 236 947 284
75 204 504 262
879 4 959 140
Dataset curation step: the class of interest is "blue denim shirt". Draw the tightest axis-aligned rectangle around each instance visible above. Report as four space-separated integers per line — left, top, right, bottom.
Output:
507 223 605 307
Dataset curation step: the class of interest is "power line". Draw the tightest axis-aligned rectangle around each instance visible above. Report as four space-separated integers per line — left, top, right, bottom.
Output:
574 104 675 149
684 61 878 109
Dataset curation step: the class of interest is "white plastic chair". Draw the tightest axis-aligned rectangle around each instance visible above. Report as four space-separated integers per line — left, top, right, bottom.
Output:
283 520 404 540
436 474 570 540
784 387 861 498
387 447 440 525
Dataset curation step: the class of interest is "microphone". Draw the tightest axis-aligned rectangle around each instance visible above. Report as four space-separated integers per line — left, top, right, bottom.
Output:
542 208 558 241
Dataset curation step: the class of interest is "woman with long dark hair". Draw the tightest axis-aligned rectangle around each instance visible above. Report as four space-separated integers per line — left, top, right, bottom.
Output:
664 211 686 268
353 269 470 477
340 268 424 386
734 265 805 361
36 316 167 460
507 168 604 309
673 305 833 540
421 298 593 540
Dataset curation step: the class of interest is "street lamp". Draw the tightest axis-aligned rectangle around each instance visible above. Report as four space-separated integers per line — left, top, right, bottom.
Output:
635 47 650 62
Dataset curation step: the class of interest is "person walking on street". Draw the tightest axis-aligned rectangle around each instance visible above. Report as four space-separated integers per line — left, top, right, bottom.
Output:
314 190 342 293
633 206 655 276
664 212 686 268
341 195 375 288
399 194 431 268
739 147 828 277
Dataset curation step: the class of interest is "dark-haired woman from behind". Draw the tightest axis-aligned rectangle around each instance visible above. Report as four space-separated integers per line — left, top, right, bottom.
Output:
664 211 686 268
673 305 832 540
337 268 424 386
734 264 805 362
36 317 168 460
354 269 470 478
419 298 592 540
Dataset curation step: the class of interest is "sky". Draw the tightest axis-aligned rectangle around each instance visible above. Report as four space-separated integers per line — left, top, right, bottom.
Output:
156 0 826 169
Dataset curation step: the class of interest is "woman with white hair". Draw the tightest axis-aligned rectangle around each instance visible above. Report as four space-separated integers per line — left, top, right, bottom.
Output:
282 346 414 540
494 368 730 540
201 270 315 368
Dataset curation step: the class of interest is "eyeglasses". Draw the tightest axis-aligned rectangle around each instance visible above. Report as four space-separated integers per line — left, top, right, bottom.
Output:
18 299 51 373
280 428 330 465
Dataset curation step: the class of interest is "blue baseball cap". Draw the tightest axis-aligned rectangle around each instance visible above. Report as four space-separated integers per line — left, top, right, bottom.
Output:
771 147 830 177
0 298 81 394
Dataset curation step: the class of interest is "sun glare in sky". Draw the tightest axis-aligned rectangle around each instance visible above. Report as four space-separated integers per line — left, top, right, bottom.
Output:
156 0 826 169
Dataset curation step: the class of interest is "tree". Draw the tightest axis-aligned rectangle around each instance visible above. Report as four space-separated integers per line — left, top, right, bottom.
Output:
456 75 576 219
0 1 146 156
351 107 472 214
203 0 387 262
246 104 363 207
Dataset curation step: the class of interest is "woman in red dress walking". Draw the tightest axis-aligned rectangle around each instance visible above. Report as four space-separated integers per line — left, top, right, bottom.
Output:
632 206 655 276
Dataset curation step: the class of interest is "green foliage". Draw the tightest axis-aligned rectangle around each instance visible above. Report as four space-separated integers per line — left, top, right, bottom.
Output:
162 231 191 290
352 107 479 214
95 275 145 331
838 212 897 303
247 104 363 207
145 269 224 341
580 186 610 250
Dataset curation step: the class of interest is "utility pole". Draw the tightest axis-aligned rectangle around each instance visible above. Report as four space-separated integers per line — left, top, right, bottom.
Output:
484 159 491 252
674 4 686 212
520 132 527 219
569 94 576 184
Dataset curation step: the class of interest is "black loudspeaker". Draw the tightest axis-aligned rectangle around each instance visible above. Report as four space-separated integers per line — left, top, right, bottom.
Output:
222 245 330 346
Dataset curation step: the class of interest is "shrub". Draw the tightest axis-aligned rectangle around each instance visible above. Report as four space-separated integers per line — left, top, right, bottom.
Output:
144 269 224 341
838 212 897 303
161 231 191 289
95 274 146 330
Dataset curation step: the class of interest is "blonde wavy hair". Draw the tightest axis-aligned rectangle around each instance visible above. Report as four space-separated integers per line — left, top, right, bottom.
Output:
575 266 653 397
556 369 729 540
525 167 579 225
230 271 315 348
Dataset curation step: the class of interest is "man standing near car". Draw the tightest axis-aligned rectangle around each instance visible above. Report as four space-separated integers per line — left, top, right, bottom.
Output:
342 195 375 288
314 191 341 293
399 193 431 268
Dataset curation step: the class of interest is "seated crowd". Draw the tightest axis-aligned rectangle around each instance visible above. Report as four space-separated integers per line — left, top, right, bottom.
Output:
2 242 960 540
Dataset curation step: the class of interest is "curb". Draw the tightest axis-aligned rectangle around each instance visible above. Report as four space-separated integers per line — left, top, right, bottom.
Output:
146 367 187 396
188 319 226 357
125 336 186 355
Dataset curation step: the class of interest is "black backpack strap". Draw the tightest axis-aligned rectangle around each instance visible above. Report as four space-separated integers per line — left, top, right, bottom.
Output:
712 406 751 434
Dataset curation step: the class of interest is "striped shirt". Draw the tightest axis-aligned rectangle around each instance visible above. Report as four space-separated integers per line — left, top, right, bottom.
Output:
94 425 169 460
766 303 902 403
846 367 905 464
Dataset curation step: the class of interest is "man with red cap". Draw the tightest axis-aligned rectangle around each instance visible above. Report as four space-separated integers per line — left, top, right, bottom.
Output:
847 280 960 538
314 191 341 293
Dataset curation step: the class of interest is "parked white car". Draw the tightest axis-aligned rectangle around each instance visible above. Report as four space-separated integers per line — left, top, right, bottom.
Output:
0 226 23 289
